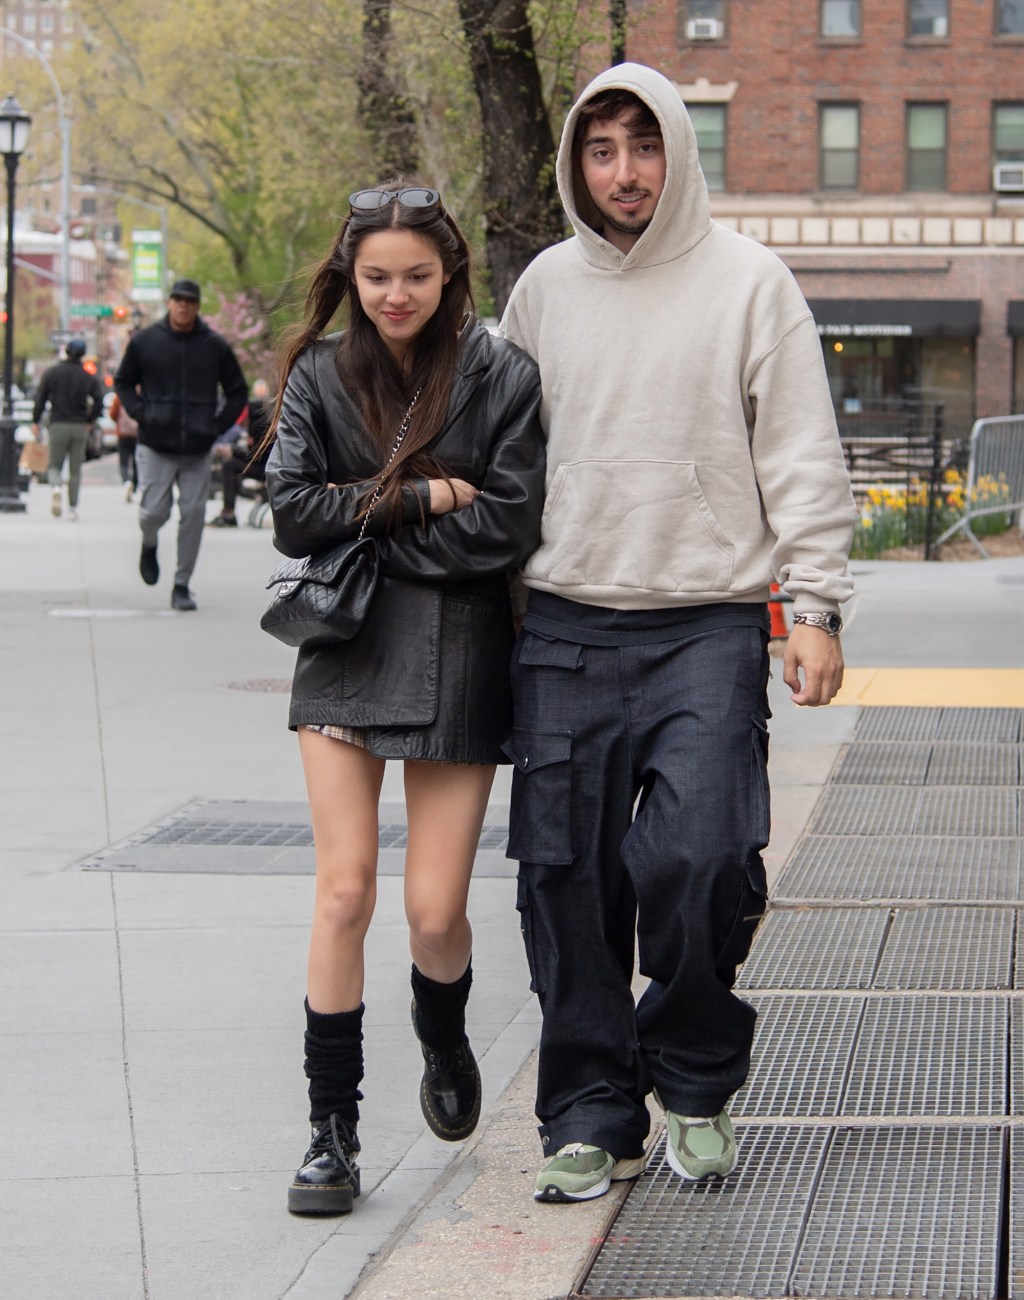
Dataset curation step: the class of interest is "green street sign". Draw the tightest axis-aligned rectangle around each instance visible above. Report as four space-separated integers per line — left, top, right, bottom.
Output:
72 304 113 318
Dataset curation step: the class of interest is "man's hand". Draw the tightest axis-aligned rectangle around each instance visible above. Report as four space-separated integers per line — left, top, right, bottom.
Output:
213 443 233 462
782 623 845 707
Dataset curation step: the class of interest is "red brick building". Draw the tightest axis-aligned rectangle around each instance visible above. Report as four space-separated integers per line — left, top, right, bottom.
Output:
626 0 1024 439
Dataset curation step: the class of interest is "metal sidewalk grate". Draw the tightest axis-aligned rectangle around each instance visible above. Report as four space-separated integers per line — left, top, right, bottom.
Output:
1010 999 1024 1113
808 785 1020 836
143 819 315 847
851 705 1022 743
876 906 1016 990
917 785 1020 836
832 741 933 785
926 743 1022 786
776 834 1021 902
580 1126 829 1298
842 996 1008 1117
76 800 511 875
128 818 510 851
1012 1128 1024 1300
833 742 1021 786
737 907 889 989
732 995 863 1118
807 784 924 835
852 707 943 742
934 707 1022 743
791 1126 1004 1300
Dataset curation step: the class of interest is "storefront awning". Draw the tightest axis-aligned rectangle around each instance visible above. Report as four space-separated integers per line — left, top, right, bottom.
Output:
1008 302 1024 336
807 299 981 338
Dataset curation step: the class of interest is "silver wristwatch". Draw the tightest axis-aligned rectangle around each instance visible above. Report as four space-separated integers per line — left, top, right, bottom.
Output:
792 612 843 637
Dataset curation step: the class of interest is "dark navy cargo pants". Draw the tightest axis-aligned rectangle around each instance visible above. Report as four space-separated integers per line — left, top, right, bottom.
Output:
504 625 770 1161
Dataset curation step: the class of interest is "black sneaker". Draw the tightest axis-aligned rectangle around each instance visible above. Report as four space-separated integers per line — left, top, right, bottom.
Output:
412 1001 481 1142
139 544 159 586
208 513 238 528
170 585 197 611
287 1114 361 1215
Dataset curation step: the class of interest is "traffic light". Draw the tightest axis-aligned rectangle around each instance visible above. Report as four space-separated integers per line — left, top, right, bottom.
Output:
113 305 129 321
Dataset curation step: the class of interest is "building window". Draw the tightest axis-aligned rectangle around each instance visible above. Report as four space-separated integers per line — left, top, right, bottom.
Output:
994 103 1024 161
822 0 860 36
820 104 860 188
22 12 35 31
678 1 727 41
41 12 55 32
690 105 726 190
906 104 947 189
996 1 1024 34
908 0 948 36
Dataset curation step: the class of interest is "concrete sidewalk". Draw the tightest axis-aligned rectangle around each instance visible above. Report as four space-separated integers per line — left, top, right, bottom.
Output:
1 460 1020 1299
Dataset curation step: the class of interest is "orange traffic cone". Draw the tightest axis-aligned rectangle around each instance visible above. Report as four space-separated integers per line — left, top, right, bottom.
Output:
768 583 788 640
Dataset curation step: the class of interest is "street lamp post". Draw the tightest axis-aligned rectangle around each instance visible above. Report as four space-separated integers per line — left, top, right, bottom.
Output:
0 92 31 514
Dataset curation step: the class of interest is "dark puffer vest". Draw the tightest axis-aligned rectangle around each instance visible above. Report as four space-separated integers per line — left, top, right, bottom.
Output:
265 320 546 761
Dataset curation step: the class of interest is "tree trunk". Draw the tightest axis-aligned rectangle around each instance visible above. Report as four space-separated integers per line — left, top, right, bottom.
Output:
358 0 419 180
456 0 565 316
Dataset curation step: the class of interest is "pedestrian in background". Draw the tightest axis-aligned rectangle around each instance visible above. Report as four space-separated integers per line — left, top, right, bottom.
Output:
113 278 247 610
32 337 105 521
107 391 139 502
209 380 275 528
501 63 856 1204
263 182 545 1216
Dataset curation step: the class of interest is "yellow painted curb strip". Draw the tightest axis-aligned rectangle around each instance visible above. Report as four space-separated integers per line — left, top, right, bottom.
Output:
832 668 1024 708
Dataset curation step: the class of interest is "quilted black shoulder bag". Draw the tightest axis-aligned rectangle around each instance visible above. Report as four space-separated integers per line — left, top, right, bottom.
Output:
260 390 421 649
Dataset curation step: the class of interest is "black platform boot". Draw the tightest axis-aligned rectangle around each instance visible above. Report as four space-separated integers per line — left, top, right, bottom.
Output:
410 963 481 1143
288 1001 364 1215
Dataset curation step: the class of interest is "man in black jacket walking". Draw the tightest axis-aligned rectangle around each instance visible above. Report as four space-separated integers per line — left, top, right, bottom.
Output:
114 278 247 610
32 338 105 521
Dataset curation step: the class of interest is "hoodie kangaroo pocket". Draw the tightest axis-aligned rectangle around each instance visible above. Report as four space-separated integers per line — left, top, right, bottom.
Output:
535 459 735 594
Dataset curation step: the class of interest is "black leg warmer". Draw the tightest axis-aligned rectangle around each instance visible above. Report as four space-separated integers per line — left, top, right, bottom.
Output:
303 999 365 1125
410 962 472 1051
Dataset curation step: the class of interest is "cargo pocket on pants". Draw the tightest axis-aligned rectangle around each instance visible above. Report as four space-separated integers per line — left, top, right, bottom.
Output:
501 728 574 865
716 715 771 982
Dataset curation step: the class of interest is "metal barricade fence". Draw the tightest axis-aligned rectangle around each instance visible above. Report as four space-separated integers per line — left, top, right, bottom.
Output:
933 414 1024 556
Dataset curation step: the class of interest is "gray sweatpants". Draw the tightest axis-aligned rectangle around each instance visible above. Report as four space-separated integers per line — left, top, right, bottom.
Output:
136 444 213 588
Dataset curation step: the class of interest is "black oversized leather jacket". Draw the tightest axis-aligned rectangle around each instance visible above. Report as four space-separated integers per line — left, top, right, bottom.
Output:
266 319 545 733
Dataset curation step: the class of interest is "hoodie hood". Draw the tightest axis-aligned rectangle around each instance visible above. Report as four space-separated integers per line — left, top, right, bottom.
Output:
557 62 712 272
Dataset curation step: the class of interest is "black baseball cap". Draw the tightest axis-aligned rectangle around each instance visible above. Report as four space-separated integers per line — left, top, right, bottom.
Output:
169 278 201 302
66 338 86 358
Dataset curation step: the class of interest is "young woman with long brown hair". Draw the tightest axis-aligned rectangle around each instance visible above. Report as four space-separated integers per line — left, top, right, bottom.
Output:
262 184 544 1216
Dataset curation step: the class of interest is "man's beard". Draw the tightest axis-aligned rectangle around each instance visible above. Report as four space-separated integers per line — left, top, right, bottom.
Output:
599 198 653 238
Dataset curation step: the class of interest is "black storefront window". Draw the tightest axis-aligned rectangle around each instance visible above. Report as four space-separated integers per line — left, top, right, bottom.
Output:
807 299 979 442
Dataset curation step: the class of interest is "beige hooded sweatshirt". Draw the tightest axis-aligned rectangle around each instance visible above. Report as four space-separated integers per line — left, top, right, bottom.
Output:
500 63 856 616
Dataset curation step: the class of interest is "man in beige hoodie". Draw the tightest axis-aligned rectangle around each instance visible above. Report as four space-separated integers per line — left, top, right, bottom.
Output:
500 63 856 1203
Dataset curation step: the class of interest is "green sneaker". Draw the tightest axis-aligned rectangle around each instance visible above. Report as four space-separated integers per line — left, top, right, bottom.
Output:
664 1109 737 1181
534 1143 615 1202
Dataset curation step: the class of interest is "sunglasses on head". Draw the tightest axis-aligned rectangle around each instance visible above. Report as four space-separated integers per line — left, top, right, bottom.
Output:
348 187 441 214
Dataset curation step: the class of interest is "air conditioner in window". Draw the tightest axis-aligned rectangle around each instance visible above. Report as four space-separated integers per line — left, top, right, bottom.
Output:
686 17 723 39
921 15 948 35
994 162 1024 192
